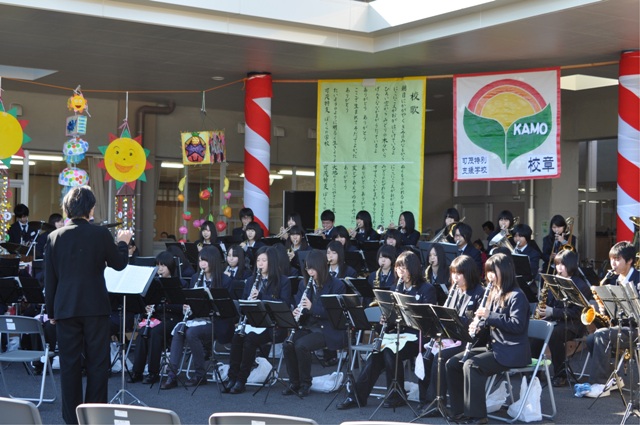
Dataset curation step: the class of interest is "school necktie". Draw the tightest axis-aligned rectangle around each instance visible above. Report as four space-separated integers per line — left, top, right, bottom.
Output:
329 271 337 278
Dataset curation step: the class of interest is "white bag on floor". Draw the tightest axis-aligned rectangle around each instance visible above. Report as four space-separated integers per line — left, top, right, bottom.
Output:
247 357 272 383
405 381 420 401
311 372 343 393
486 381 508 413
507 376 542 422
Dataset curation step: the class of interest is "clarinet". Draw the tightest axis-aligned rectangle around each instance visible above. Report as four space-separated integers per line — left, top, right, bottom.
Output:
372 278 403 352
460 281 492 362
285 277 314 344
423 282 459 360
141 304 155 339
235 268 262 337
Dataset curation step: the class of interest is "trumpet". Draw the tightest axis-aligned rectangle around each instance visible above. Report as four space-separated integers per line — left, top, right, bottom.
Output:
235 268 262 336
285 277 314 344
460 281 492 362
276 224 293 239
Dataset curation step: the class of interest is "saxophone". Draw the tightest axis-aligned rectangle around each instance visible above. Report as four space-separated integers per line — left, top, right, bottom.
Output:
533 283 549 320
369 269 382 307
581 270 613 328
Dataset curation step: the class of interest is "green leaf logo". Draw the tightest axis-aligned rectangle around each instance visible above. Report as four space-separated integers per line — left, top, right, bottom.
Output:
463 104 552 168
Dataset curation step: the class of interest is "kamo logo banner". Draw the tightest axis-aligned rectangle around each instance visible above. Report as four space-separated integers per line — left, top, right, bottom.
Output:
453 68 560 181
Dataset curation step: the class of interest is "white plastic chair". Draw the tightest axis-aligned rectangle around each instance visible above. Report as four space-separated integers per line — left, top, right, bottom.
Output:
209 412 318 425
76 403 181 425
0 397 43 424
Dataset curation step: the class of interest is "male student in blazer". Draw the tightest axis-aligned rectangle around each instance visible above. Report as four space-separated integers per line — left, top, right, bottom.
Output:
453 222 483 274
45 186 132 425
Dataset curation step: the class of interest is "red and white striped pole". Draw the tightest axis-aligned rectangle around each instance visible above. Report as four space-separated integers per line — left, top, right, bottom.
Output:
244 72 272 234
617 51 640 242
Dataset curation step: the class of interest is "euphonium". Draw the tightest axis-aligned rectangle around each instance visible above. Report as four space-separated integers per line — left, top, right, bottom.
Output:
429 217 465 243
460 281 492 362
235 268 262 336
285 277 314 344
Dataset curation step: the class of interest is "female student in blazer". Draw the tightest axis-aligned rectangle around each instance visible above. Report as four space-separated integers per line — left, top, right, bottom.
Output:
282 249 347 398
225 246 292 394
446 253 530 424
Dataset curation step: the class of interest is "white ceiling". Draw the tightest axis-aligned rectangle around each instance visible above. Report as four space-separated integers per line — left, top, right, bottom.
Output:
0 0 637 121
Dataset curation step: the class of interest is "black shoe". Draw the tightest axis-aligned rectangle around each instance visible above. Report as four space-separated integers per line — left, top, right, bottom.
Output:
298 384 311 397
450 413 468 424
383 398 406 408
462 418 488 424
282 385 300 396
230 381 246 394
552 376 567 387
142 373 158 385
185 376 207 387
223 379 236 394
337 396 359 410
160 377 177 390
126 372 143 383
320 357 339 367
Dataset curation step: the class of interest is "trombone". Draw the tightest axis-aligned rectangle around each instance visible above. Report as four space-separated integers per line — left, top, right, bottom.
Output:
545 216 574 274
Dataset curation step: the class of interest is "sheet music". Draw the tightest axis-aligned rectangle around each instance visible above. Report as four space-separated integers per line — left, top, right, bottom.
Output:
105 265 157 295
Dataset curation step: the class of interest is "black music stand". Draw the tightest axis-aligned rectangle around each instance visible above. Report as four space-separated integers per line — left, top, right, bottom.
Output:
0 277 22 308
236 300 274 395
306 234 330 250
151 277 189 392
106 265 157 405
368 289 418 419
588 285 633 409
0 257 20 277
165 242 199 270
343 277 374 305
345 251 367 275
359 241 382 272
207 287 239 391
406 303 472 424
17 277 45 304
251 300 298 402
539 273 590 385
322 294 370 411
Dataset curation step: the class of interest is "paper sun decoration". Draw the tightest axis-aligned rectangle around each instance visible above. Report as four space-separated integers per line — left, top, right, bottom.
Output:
0 103 31 168
67 93 88 114
98 128 152 190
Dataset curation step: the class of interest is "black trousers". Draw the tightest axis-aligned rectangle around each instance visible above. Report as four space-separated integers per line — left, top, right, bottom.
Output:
57 315 110 425
446 348 509 419
418 343 465 403
228 330 274 383
283 329 327 387
133 317 176 375
352 341 418 405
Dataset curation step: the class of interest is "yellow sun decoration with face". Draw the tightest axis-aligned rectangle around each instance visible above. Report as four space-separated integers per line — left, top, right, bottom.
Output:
98 130 151 188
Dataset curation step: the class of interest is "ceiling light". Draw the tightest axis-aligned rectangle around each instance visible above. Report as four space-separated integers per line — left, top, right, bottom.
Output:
561 74 618 91
211 76 225 81
278 169 316 177
10 160 35 166
28 154 63 161
161 161 184 169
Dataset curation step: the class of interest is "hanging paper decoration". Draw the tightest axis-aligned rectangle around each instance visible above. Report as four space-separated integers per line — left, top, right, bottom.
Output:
216 220 227 232
0 175 11 242
66 115 88 136
63 137 89 163
199 188 211 200
98 127 152 190
58 167 89 187
67 91 89 114
209 130 226 163
114 191 136 232
0 103 31 168
182 212 192 221
180 130 226 165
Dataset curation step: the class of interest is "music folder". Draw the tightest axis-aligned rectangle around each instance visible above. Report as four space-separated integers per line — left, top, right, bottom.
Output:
105 265 158 296
343 277 374 299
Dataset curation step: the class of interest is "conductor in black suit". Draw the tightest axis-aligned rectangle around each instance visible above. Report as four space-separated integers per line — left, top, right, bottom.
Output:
453 222 483 274
45 186 132 424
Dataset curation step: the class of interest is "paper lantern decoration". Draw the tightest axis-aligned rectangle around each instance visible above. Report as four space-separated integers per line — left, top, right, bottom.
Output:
177 193 184 202
199 189 211 200
223 206 232 218
224 191 232 200
98 128 152 190
67 93 88 114
58 167 89 187
182 212 192 221
63 137 89 164
179 226 188 235
216 220 227 232
0 104 31 168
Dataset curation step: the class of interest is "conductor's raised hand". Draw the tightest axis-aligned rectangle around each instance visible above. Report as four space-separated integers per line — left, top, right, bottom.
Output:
116 229 133 245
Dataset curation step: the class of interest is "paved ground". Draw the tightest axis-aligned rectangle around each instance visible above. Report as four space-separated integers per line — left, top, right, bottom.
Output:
1 349 636 424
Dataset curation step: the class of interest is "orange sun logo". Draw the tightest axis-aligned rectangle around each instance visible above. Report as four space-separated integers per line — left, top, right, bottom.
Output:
98 129 152 190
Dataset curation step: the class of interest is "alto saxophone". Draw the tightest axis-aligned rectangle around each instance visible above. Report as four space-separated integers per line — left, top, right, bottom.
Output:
581 270 614 328
533 283 549 320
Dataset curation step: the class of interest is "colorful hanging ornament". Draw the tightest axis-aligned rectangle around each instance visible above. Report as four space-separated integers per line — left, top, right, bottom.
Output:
58 167 89 187
98 127 152 191
182 212 192 221
199 189 211 200
0 174 11 242
216 220 227 232
63 137 89 163
177 193 185 202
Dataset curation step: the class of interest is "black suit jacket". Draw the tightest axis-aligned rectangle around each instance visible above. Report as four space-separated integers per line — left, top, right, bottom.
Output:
460 245 483 274
45 219 129 320
515 244 541 278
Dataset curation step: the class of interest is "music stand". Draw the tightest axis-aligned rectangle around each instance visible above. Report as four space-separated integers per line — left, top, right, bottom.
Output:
345 251 367 275
106 265 157 405
0 277 22 308
588 285 634 409
360 241 382 272
343 277 374 300
306 234 329 250
322 294 370 411
407 303 471 423
151 277 189 392
618 280 640 424
367 289 418 419
165 242 199 270
252 300 299 402
513 253 533 280
539 273 590 385
236 300 274 396
207 287 239 391
0 257 20 277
